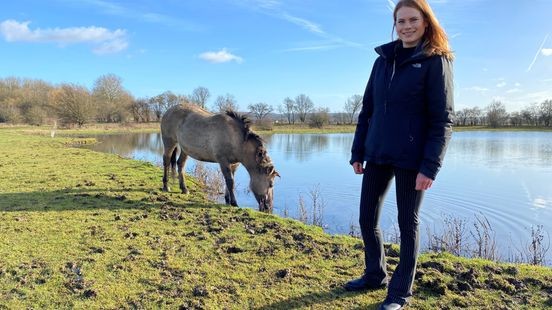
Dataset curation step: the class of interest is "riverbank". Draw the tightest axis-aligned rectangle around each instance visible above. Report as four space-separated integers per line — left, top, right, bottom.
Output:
0 128 551 308
4 122 552 137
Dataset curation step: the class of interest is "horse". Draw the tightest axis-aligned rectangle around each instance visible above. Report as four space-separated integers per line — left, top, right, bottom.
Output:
160 103 279 212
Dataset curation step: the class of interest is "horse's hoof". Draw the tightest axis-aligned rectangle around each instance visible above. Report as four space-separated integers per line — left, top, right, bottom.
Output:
162 187 170 192
181 189 188 194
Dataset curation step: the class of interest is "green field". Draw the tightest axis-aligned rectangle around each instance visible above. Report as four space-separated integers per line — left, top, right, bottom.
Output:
0 127 551 309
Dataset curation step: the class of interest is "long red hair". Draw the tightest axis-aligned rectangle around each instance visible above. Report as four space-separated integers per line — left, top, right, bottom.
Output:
393 0 454 60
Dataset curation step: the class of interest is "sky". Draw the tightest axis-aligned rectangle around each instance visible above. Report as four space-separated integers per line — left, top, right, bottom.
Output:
1 0 551 113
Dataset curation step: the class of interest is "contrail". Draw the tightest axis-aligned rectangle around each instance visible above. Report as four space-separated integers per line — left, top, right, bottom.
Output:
527 33 549 72
386 0 396 13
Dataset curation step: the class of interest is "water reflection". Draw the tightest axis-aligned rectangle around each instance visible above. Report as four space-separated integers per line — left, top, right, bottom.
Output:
269 134 330 162
84 131 552 263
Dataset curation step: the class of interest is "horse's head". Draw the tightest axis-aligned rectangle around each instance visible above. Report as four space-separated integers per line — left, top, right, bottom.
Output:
250 146 279 212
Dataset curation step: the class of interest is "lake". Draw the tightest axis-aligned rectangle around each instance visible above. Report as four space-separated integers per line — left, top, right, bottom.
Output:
84 131 552 263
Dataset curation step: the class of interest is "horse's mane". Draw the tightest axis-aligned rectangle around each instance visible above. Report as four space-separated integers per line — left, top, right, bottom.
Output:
225 110 274 171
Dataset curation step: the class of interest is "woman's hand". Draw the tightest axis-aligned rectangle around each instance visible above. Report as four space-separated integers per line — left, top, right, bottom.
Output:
415 172 433 190
352 162 364 174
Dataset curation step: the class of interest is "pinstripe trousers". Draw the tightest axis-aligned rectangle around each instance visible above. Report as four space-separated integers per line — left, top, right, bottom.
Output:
359 163 424 300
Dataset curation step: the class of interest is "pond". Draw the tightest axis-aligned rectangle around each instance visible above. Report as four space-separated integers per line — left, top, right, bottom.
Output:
83 130 552 263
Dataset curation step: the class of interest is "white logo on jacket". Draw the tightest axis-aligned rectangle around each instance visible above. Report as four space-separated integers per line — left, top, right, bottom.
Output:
412 63 422 68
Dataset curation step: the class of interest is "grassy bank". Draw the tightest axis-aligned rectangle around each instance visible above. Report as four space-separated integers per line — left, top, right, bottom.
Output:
0 128 551 309
5 122 552 137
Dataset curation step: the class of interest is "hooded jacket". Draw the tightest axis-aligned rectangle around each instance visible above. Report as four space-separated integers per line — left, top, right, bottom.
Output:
350 40 454 180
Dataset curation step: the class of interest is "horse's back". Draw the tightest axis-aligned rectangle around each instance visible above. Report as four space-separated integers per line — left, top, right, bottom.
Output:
161 104 210 142
161 104 242 162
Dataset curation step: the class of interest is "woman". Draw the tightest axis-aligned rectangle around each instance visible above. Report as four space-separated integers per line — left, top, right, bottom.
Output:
345 0 453 309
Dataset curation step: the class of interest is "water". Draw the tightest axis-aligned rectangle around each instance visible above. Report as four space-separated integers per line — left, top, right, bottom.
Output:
83 131 552 263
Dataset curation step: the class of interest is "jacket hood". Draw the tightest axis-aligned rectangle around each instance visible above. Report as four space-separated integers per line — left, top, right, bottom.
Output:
375 40 427 63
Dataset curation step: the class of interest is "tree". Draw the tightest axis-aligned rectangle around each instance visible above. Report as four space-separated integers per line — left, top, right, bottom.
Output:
485 101 508 128
509 111 522 126
213 94 238 112
190 86 210 109
49 84 95 126
294 94 314 123
248 102 273 120
130 98 152 122
455 108 469 126
92 74 132 123
467 107 483 126
539 99 552 127
343 94 363 124
278 97 296 124
149 91 181 121
309 107 330 128
521 103 540 126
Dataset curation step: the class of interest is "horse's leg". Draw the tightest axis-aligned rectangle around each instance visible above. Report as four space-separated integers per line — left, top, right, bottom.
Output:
170 147 178 177
162 145 177 192
177 152 189 194
220 163 237 206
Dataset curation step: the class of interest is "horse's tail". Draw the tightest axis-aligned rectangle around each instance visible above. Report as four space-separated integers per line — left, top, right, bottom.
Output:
170 147 178 170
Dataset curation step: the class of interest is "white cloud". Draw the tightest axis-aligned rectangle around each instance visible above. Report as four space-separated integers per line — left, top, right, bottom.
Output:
282 44 341 52
466 86 489 92
0 19 128 54
252 0 281 9
74 0 202 31
506 88 521 94
199 48 243 64
542 48 552 56
496 81 506 88
93 38 128 55
533 197 549 209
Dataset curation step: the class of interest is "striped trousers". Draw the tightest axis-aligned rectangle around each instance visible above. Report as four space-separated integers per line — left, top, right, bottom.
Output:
359 163 424 300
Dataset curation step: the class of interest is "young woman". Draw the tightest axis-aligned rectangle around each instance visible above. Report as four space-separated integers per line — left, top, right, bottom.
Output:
345 0 454 309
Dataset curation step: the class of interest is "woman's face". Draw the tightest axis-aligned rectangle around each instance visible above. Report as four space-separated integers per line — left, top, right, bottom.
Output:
395 6 428 48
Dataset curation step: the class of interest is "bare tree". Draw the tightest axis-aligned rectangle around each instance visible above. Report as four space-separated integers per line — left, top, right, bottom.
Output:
467 107 483 126
248 102 273 120
521 103 539 126
278 97 296 124
455 108 469 126
539 99 552 127
92 74 132 123
130 98 152 122
213 93 238 112
149 91 182 121
48 84 95 126
190 86 210 108
485 100 508 128
343 94 363 124
294 94 314 123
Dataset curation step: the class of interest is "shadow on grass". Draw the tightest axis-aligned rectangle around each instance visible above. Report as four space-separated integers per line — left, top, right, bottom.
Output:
0 187 211 212
254 287 381 310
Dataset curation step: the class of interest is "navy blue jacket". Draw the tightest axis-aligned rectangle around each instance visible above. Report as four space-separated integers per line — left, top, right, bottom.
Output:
350 40 454 180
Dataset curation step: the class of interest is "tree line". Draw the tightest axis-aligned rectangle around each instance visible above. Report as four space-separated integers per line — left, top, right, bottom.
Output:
456 100 552 128
1 75 550 128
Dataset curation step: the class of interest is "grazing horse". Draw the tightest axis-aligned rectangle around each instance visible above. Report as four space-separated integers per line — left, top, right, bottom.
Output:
160 104 279 212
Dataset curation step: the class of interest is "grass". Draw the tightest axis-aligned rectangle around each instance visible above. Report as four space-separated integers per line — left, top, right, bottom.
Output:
0 127 551 309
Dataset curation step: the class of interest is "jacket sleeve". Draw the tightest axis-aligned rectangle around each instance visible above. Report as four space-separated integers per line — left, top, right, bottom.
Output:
350 59 378 165
419 56 454 180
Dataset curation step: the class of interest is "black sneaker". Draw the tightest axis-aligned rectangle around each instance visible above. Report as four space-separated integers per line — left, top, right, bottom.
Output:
344 276 387 291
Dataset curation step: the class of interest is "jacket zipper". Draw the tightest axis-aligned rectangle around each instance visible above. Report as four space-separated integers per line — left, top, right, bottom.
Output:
386 59 396 114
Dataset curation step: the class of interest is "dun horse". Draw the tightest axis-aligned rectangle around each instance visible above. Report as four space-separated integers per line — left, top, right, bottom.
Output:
160 104 279 212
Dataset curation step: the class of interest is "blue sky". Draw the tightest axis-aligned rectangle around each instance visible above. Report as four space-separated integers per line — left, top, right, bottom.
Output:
1 0 551 112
